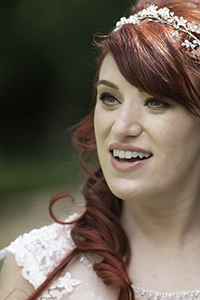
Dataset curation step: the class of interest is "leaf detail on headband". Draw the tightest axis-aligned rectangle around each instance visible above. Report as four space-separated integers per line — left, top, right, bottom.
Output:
114 4 200 50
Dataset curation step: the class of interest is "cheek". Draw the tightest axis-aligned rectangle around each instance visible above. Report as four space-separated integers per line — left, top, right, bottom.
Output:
150 111 200 152
153 118 200 175
94 106 112 141
94 108 106 158
147 112 199 168
94 109 102 144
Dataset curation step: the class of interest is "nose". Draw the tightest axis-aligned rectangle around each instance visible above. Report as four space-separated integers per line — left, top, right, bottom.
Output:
111 100 143 139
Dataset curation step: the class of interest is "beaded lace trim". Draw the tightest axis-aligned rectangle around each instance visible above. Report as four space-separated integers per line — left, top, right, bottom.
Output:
132 286 200 300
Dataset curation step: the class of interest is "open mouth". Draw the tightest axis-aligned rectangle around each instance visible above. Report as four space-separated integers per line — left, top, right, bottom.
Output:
111 149 153 163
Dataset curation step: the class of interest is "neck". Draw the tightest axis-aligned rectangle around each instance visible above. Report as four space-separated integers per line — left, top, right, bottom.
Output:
120 190 200 292
121 187 200 249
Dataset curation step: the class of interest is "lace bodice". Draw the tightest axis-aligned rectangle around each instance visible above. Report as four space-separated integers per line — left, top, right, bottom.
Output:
2 215 199 300
0 213 103 300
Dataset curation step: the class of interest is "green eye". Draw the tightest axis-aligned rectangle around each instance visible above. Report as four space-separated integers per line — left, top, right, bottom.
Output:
151 100 160 106
148 99 162 107
99 93 120 106
145 98 170 109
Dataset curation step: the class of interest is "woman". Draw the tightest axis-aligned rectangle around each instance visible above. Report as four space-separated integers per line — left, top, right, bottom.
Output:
0 0 200 299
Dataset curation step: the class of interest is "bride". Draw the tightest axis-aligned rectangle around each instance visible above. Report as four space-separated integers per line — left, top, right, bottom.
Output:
0 0 200 299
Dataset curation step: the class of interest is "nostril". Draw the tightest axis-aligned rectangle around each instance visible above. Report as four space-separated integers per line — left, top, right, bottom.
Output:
111 119 143 138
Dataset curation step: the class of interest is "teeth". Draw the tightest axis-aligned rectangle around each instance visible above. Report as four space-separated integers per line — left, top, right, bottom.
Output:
133 151 138 158
113 149 119 157
125 151 132 159
119 150 125 159
138 152 144 159
113 149 152 159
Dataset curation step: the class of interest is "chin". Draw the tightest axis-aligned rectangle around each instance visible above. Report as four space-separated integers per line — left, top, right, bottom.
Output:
107 180 143 202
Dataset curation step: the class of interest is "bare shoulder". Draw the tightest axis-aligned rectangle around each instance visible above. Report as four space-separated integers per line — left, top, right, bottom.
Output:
63 254 118 300
0 254 34 300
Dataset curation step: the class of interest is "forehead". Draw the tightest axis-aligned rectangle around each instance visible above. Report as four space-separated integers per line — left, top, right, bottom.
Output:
99 53 120 78
98 53 131 90
98 53 150 98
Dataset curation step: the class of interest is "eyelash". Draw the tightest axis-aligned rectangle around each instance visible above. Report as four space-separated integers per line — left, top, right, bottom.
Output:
144 98 171 110
99 93 120 106
99 93 170 110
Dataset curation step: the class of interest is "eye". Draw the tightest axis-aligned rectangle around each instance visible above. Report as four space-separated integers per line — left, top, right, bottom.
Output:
145 98 170 110
99 92 121 106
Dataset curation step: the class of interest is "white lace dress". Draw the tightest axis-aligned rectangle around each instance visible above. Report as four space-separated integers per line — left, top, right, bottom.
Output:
0 213 104 300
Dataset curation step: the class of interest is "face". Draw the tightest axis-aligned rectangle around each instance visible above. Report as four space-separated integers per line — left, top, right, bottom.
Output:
94 53 200 206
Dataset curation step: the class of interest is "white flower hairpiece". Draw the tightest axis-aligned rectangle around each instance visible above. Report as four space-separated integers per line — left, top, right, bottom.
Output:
114 4 200 50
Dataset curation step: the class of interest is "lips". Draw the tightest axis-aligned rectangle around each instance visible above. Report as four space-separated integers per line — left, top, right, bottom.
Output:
109 144 153 171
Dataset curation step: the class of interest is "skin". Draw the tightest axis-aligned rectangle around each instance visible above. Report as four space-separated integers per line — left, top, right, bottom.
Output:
0 52 200 298
0 254 34 299
94 53 200 291
0 255 117 300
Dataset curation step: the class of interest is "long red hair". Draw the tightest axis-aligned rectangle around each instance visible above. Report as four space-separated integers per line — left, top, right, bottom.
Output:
26 0 200 299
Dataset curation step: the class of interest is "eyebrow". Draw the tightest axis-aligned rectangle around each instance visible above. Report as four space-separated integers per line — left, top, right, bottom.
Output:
96 79 119 90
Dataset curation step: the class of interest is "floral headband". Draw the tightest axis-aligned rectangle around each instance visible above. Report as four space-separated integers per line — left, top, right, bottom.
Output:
114 4 200 50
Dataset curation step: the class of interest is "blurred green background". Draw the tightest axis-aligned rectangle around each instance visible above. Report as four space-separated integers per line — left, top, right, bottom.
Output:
0 0 135 248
